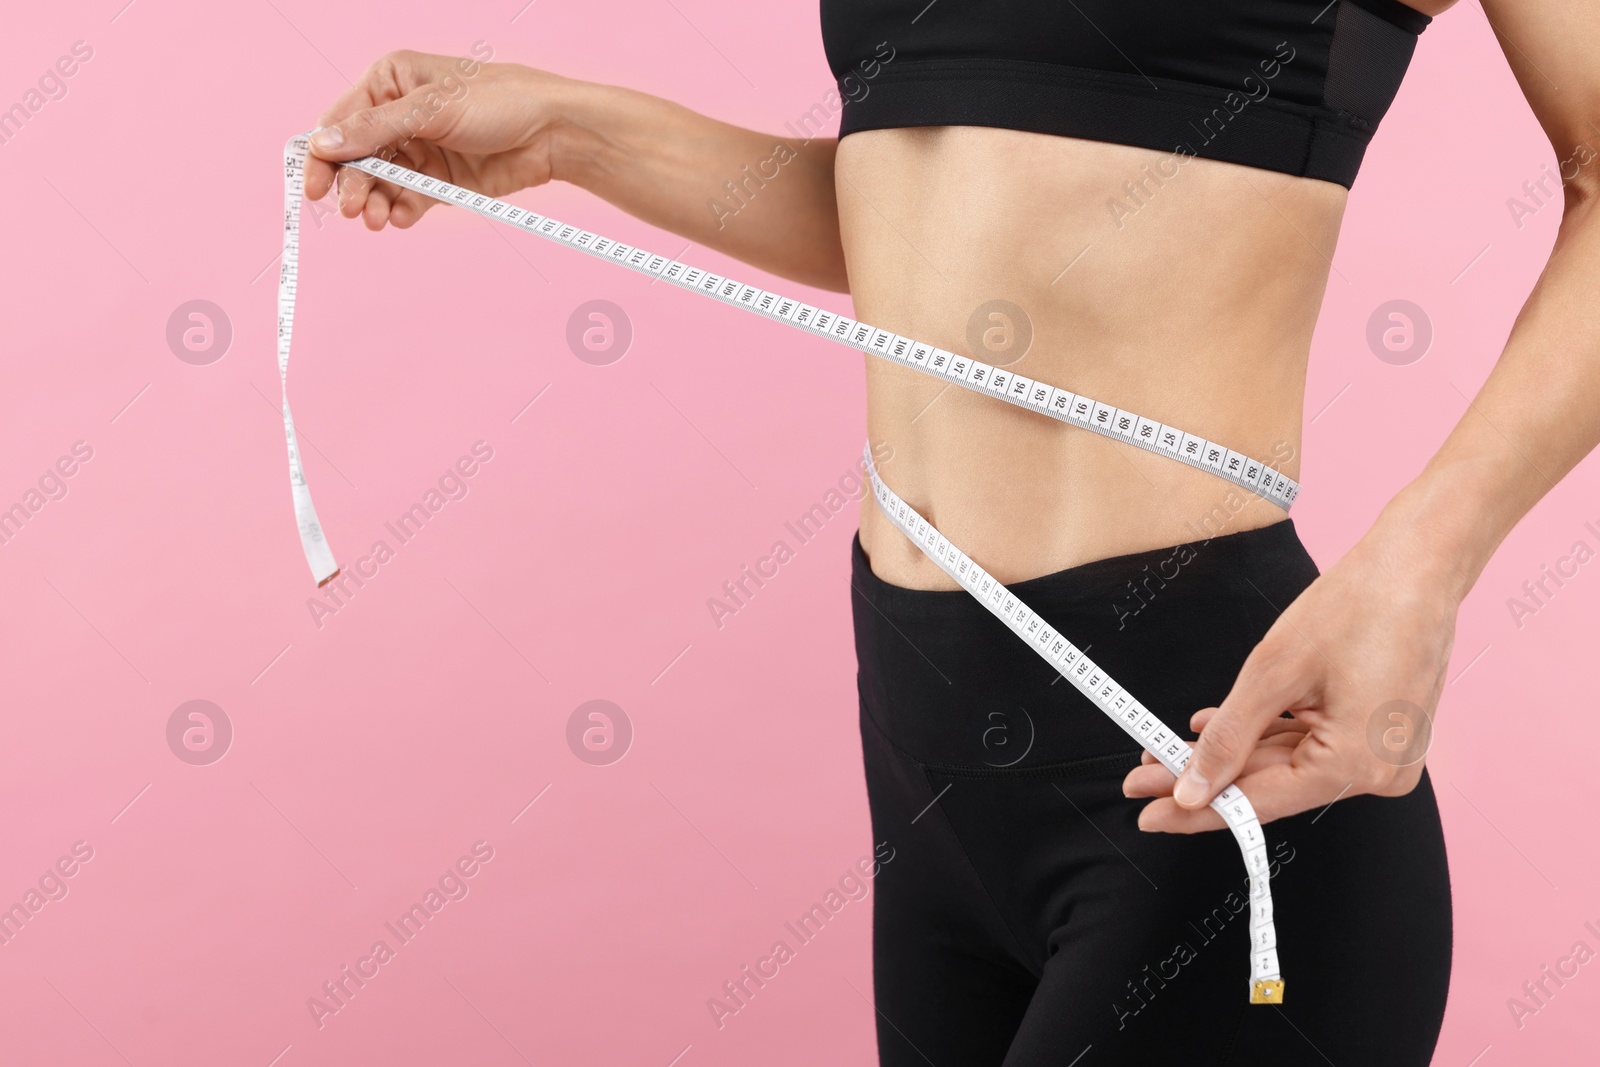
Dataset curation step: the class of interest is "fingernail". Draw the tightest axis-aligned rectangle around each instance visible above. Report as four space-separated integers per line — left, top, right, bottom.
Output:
311 126 343 149
1173 767 1209 808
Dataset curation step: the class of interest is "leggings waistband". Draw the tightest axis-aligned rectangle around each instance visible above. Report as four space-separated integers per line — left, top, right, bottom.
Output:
850 520 1319 772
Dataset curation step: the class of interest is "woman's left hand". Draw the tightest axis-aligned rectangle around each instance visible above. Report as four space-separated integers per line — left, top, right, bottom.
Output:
1122 513 1462 831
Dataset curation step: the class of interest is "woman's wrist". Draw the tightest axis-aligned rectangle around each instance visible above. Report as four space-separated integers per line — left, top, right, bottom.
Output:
1356 453 1526 608
541 76 639 190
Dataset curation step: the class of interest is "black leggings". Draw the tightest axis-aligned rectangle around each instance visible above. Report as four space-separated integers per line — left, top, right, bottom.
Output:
851 521 1451 1066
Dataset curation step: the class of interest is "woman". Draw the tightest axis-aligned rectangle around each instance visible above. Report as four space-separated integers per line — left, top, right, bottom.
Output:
303 1 1596 1062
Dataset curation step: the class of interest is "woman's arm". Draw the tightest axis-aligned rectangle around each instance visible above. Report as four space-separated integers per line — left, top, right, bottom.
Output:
553 83 847 292
1396 0 1600 601
305 50 848 292
1128 0 1600 829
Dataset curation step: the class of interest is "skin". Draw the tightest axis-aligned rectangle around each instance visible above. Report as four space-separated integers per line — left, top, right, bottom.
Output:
306 0 1600 833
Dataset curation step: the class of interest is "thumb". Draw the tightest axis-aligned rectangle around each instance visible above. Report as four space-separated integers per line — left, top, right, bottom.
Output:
1173 667 1299 810
309 87 449 160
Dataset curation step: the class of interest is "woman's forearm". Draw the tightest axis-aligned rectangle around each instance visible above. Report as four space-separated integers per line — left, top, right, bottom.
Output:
549 78 848 292
1364 184 1600 604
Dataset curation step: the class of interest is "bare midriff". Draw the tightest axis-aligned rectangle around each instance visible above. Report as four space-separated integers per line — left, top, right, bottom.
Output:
840 126 1348 590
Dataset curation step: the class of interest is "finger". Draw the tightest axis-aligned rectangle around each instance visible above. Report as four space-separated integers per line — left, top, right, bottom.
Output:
309 83 453 165
305 149 344 203
305 84 378 201
1192 706 1304 735
1125 744 1294 799
1259 717 1310 740
1138 794 1226 833
363 185 392 231
335 166 371 219
356 171 419 227
1130 710 1305 796
383 140 440 228
1128 716 1305 793
332 151 389 218
1173 658 1312 811
333 148 411 219
1139 756 1341 833
1123 761 1175 798
388 189 436 229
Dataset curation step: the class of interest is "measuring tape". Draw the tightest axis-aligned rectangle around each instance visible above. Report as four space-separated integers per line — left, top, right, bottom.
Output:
279 133 1291 1003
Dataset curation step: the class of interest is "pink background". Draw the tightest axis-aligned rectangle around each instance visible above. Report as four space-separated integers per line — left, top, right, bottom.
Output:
1 1 1595 1064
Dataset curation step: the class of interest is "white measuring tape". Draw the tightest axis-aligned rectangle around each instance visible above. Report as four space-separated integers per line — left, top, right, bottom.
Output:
279 133 1291 1002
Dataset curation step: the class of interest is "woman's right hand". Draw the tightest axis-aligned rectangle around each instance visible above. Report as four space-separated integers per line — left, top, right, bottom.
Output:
304 50 581 230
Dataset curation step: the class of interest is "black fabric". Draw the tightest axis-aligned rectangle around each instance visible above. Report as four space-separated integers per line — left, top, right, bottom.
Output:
1347 0 1433 35
821 0 1431 188
1325 1 1422 128
850 521 1452 1065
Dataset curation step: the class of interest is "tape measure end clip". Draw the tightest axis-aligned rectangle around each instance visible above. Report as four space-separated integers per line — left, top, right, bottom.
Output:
316 568 342 589
1250 980 1285 1005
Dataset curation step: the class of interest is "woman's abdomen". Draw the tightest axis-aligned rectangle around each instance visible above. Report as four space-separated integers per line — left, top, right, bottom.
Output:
838 125 1346 589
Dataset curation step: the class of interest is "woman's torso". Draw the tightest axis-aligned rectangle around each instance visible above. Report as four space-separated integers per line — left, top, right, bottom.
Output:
835 0 1453 590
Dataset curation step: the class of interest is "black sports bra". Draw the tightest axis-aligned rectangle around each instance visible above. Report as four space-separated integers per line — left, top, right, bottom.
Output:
820 0 1430 187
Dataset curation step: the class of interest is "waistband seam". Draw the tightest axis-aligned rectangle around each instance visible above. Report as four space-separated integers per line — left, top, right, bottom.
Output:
852 518 1304 609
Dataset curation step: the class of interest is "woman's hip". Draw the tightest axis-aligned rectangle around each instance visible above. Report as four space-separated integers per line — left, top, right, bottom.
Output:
850 517 1320 769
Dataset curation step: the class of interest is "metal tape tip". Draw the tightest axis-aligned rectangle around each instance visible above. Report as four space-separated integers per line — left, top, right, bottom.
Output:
1250 980 1285 1005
